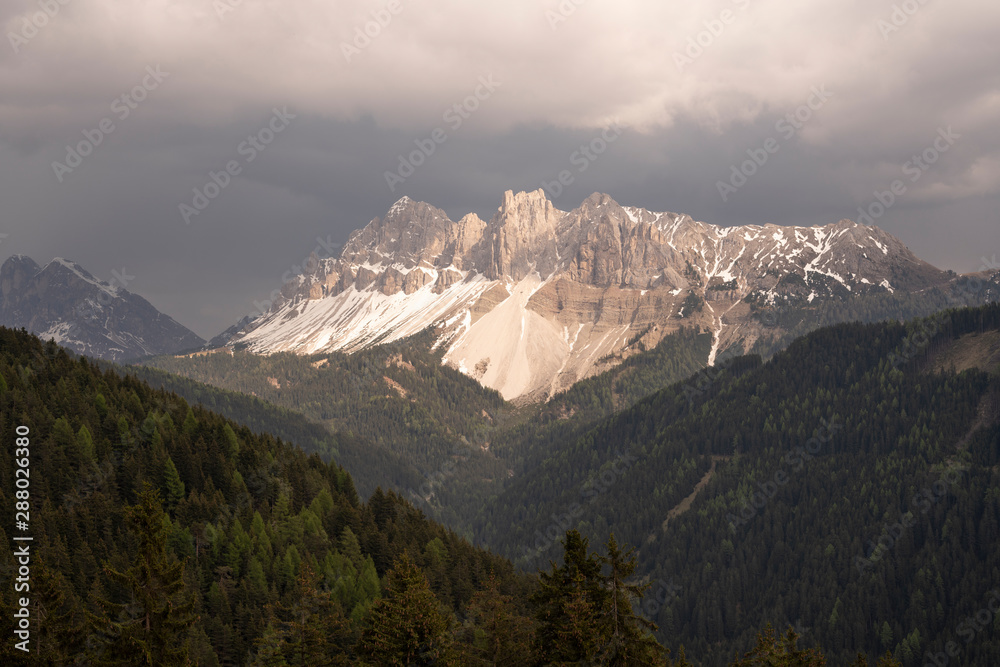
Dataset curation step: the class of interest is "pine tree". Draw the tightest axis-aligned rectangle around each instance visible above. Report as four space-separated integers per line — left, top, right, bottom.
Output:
357 552 453 665
668 645 694 667
249 623 290 667
457 572 534 666
164 457 186 507
339 527 364 567
351 557 381 622
271 562 353 666
223 424 240 456
879 622 893 650
730 625 826 666
597 533 665 666
77 424 96 462
92 484 197 666
33 562 89 663
531 530 609 665
182 408 198 436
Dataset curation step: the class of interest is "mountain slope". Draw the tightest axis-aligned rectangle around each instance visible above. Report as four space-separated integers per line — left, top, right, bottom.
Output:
0 254 204 361
145 268 999 535
472 303 1000 665
218 190 959 402
0 326 531 664
120 361 427 501
138 332 513 529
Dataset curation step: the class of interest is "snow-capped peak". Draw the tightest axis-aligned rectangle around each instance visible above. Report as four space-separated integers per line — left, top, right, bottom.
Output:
221 191 951 401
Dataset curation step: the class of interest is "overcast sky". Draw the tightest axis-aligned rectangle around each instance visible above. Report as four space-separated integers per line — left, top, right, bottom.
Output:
2 0 999 339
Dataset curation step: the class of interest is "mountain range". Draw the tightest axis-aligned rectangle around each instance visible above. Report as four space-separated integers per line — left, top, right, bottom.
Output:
5 192 992 404
134 302 1000 665
0 254 204 361
5 197 1000 663
216 190 961 401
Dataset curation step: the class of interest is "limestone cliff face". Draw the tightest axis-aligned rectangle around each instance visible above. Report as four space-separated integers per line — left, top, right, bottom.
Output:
480 189 564 281
221 190 956 401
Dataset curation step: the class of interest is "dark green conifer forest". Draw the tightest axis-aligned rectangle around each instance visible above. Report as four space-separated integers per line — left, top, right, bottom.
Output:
0 328 532 664
2 301 999 664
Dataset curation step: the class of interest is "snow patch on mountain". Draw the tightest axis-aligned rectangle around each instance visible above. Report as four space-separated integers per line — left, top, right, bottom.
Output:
216 191 952 401
240 273 497 355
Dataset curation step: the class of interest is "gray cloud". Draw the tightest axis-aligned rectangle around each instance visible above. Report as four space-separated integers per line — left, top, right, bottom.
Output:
1 0 998 337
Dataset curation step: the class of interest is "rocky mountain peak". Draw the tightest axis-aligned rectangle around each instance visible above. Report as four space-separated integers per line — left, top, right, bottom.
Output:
483 189 564 281
223 191 967 401
0 254 204 361
1 255 42 296
3 254 40 270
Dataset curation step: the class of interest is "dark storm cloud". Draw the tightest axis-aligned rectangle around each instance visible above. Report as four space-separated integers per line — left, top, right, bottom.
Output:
1 0 998 337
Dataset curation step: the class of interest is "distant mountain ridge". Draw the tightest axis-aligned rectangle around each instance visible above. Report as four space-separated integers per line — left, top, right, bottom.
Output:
217 190 958 401
0 254 204 361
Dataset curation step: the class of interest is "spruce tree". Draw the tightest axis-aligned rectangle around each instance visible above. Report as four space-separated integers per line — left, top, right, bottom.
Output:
271 562 353 666
164 457 186 507
730 625 826 666
33 562 89 664
668 645 694 667
357 552 453 665
76 424 96 462
531 530 608 665
248 623 290 667
597 533 665 666
457 572 534 666
92 484 197 666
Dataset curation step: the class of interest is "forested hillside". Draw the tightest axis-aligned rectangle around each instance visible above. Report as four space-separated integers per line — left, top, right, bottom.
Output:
5 317 992 664
136 270 1000 542
747 271 999 358
0 328 535 664
122 363 425 501
489 327 716 477
140 327 722 530
474 303 1000 665
139 333 513 529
